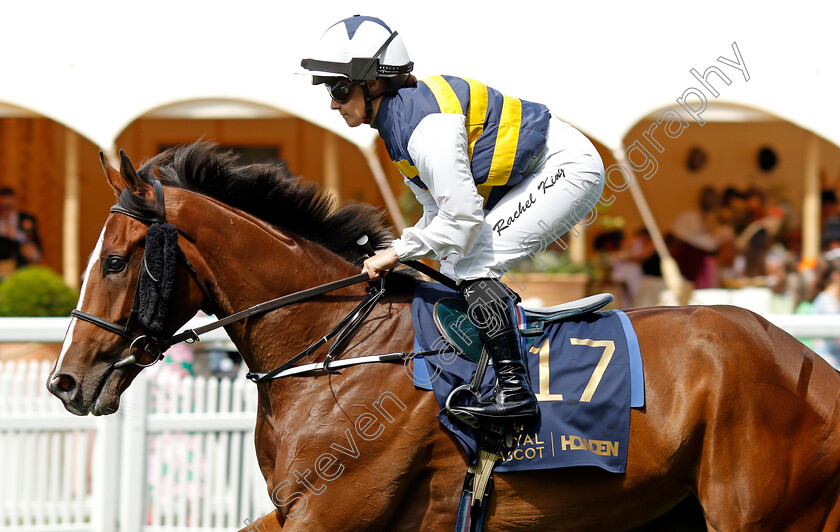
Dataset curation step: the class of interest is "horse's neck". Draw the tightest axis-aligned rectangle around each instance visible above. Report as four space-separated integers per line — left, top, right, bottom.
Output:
166 192 434 483
168 190 414 373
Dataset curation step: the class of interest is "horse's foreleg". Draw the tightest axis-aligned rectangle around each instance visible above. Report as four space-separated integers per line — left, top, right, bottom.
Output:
238 508 283 532
246 399 284 531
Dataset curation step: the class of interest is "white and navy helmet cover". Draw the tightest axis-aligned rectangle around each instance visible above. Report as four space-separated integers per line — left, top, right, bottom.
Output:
301 15 413 84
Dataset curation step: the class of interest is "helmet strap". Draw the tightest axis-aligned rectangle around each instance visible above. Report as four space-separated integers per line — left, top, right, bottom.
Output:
361 83 388 125
362 84 374 124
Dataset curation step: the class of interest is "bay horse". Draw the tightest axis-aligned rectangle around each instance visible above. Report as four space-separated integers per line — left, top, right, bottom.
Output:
48 142 840 531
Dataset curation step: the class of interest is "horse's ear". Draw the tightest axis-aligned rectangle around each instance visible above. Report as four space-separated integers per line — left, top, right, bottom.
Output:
119 149 149 194
100 152 124 196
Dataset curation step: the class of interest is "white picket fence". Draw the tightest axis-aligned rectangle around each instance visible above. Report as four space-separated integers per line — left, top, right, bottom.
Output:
0 360 274 532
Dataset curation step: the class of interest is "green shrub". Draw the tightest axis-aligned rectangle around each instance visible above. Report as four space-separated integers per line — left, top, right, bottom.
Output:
0 266 78 317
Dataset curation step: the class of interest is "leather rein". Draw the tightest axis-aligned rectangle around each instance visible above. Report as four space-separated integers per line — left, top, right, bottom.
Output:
69 180 403 382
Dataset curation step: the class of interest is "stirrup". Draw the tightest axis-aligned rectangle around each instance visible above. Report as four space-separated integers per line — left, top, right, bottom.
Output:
446 385 483 428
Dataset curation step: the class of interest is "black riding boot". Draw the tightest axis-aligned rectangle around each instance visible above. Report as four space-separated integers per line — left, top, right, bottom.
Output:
452 278 538 420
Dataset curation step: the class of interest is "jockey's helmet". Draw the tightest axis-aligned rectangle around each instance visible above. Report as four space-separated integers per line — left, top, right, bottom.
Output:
301 15 413 85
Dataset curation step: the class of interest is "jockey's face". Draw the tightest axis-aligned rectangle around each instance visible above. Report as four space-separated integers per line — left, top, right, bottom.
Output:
330 83 367 128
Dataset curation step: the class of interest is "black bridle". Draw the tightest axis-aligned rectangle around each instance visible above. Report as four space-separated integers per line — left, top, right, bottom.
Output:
70 181 214 368
69 180 387 378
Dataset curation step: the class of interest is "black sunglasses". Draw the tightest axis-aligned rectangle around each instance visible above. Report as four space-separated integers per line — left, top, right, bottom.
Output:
326 79 361 104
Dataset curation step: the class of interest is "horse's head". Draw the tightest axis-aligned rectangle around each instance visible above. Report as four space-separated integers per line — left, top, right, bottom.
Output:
48 151 207 416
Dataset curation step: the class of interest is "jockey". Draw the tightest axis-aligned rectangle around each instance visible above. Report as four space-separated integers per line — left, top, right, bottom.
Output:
301 15 605 421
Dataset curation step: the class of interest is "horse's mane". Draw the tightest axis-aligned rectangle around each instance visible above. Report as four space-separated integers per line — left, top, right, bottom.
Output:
137 141 396 268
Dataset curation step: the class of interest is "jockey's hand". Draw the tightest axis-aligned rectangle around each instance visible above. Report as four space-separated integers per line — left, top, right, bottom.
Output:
362 248 400 280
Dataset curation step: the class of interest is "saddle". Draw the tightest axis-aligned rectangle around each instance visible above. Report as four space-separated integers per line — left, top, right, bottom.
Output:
433 293 615 363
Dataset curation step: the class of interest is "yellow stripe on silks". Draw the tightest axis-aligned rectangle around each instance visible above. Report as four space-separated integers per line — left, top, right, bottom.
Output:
475 184 493 206
393 159 419 179
423 75 463 115
464 78 488 160
487 96 522 186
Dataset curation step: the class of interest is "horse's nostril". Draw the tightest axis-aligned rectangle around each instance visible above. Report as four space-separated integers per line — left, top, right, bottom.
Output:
57 374 76 392
49 373 78 398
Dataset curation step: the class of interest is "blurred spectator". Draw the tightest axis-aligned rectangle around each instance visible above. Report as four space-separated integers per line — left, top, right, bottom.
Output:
823 190 840 254
671 186 729 288
600 228 665 308
822 188 839 221
0 187 42 278
593 230 624 254
776 227 807 309
210 349 242 377
744 187 767 224
594 230 633 304
625 229 665 307
734 204 787 277
810 258 840 367
597 230 636 306
825 221 840 255
765 242 792 294
720 187 750 234
715 187 748 282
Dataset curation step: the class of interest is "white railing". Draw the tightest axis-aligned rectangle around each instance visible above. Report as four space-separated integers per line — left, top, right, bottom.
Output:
0 317 232 344
1 360 100 531
0 360 274 532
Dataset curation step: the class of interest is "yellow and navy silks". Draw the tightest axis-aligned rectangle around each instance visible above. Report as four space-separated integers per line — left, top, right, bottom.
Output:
409 282 644 473
373 75 551 210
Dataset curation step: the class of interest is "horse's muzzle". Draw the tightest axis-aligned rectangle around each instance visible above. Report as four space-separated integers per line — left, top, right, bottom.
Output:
48 372 83 413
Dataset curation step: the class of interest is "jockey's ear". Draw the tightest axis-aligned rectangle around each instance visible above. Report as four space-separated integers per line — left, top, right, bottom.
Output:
100 152 124 197
119 149 150 195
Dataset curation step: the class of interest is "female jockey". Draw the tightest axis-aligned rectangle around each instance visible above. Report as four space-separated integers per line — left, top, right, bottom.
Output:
301 15 605 421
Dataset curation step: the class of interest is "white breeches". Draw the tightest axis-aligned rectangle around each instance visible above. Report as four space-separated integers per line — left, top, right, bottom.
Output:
441 117 605 281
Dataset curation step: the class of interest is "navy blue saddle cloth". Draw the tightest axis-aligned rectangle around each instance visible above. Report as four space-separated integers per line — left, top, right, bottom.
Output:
409 282 644 473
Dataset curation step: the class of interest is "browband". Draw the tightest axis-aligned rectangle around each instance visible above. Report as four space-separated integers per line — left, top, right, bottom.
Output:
110 180 167 223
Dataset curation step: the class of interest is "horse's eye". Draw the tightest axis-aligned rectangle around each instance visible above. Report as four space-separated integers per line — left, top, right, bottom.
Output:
105 256 127 274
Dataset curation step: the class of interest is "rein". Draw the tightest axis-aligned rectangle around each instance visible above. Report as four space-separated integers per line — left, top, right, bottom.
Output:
168 272 373 348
